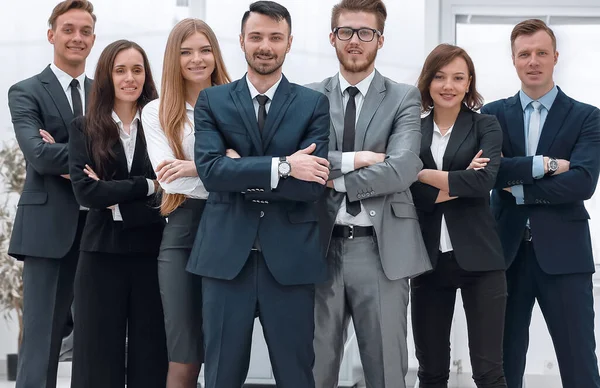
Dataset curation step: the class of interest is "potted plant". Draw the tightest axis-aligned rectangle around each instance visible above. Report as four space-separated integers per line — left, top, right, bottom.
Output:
0 141 26 381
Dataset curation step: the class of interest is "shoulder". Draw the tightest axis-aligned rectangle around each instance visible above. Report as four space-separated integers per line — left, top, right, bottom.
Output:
141 99 160 120
563 93 599 116
291 82 327 100
381 76 420 102
9 74 41 96
69 116 86 135
473 111 501 130
202 81 236 99
304 77 331 93
481 98 508 114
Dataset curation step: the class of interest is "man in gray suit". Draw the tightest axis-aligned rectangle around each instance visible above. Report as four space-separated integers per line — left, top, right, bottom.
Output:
309 0 431 387
7 1 95 387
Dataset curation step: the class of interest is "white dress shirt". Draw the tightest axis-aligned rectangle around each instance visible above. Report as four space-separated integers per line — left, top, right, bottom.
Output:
111 111 155 221
332 70 376 227
50 63 86 113
431 121 454 252
245 76 283 190
141 99 208 199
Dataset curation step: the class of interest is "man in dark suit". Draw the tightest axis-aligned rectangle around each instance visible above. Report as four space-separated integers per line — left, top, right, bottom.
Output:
482 19 600 388
188 2 330 387
7 1 96 387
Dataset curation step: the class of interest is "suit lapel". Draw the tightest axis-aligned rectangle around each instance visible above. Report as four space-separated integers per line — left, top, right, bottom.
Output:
230 77 263 155
442 106 473 170
355 70 385 150
536 88 572 155
84 77 93 114
130 121 148 177
420 114 436 169
505 92 526 156
262 76 296 150
325 76 344 150
39 65 74 130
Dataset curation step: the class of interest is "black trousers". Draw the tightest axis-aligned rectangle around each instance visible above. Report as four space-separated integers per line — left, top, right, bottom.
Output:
504 240 600 388
411 251 507 388
17 211 86 388
71 251 168 388
202 251 316 388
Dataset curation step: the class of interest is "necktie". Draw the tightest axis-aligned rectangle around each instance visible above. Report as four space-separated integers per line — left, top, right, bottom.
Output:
343 86 361 216
256 94 269 133
70 79 83 117
527 101 542 156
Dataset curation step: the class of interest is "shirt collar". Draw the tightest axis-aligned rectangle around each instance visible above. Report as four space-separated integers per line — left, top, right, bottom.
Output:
246 74 283 101
338 69 376 97
185 102 194 111
112 110 141 131
433 120 454 137
50 63 86 93
519 85 559 112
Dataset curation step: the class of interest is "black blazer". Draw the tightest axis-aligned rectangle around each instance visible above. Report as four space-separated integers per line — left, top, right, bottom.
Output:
68 116 164 256
410 107 505 271
8 65 92 260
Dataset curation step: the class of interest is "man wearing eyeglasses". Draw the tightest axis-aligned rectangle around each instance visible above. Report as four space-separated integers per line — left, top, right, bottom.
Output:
308 0 430 387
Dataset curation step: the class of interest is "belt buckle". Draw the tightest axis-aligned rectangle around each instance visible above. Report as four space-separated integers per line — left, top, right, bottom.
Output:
347 225 354 240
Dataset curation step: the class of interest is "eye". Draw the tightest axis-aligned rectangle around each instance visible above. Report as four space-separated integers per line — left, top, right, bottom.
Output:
250 35 261 41
434 75 443 80
181 50 191 55
271 36 282 41
64 28 72 33
519 52 529 58
455 76 464 81
201 48 212 53
115 68 124 74
82 29 92 36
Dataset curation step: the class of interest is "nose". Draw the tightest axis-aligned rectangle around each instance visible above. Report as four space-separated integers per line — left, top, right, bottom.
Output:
349 31 361 44
125 70 135 82
192 51 202 63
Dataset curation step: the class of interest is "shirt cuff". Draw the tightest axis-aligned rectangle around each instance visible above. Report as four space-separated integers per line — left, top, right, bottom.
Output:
511 185 525 205
341 152 356 174
146 179 155 196
271 158 280 190
112 205 123 221
332 176 347 193
532 155 545 179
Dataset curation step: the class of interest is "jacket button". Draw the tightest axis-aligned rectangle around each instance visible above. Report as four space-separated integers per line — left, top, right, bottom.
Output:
369 210 376 217
260 211 264 218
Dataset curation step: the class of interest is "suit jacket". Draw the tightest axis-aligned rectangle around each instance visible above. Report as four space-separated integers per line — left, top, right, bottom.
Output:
482 87 600 274
308 71 431 280
8 65 92 260
68 117 164 256
187 75 330 286
410 107 505 271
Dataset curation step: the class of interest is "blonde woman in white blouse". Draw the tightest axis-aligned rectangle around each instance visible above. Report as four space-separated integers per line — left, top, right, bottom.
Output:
141 18 230 388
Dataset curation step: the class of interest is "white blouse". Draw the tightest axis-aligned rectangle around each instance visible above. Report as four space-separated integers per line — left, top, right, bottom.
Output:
431 121 454 253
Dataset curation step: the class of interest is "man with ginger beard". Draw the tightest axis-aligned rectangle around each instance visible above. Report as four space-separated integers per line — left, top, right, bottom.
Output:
308 0 430 387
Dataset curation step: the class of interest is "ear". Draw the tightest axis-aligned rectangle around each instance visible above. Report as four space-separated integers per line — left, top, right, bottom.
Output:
511 54 516 67
377 34 384 49
239 33 244 52
329 31 336 47
554 50 559 65
286 34 293 53
466 75 472 92
47 29 55 44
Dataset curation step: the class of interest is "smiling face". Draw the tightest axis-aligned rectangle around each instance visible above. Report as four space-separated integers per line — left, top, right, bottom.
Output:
429 56 471 111
112 48 146 105
512 30 558 98
47 9 95 72
180 32 215 88
240 12 292 77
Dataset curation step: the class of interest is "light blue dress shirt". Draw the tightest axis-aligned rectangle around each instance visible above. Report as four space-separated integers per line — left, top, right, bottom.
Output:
511 85 559 204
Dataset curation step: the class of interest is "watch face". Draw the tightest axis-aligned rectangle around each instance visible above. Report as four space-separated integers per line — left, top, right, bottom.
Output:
279 162 291 176
549 159 559 171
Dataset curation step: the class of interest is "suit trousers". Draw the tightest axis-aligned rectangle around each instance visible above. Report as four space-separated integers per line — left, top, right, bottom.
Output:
411 251 507 388
202 251 316 388
503 240 600 388
16 211 86 388
70 251 168 388
313 235 410 388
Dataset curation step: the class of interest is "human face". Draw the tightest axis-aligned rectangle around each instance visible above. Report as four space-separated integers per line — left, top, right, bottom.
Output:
47 9 95 71
330 11 383 75
240 12 292 76
180 32 215 87
112 48 146 105
429 56 471 111
512 30 558 97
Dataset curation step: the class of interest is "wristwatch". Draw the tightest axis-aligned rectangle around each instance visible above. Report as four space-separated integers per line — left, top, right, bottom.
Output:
546 157 558 176
278 156 291 178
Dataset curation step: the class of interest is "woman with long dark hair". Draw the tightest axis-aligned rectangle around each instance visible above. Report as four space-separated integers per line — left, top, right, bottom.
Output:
68 39 167 387
141 18 230 387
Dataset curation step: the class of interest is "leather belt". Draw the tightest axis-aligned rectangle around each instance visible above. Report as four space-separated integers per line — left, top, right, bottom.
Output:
332 225 374 239
523 227 532 242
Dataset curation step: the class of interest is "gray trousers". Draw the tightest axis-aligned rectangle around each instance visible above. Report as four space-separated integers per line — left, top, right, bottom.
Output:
313 235 410 388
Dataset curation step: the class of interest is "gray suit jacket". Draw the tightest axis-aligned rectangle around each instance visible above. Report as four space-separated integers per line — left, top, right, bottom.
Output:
308 70 432 280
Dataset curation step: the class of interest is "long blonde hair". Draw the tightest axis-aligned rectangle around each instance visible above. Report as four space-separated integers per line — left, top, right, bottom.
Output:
159 18 231 215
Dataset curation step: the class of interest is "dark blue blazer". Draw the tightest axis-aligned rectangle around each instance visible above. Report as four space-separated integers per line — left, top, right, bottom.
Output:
482 87 600 274
187 75 330 286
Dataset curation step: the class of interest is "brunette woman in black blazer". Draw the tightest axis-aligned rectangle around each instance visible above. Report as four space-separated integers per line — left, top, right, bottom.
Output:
68 40 167 387
410 44 507 388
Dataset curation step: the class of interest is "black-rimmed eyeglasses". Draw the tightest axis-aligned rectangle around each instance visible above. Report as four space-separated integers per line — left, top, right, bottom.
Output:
333 27 382 42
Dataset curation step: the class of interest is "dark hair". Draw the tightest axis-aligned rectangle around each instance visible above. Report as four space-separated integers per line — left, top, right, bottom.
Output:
48 0 96 30
331 0 387 33
241 1 292 34
511 19 557 54
417 43 483 113
85 40 158 178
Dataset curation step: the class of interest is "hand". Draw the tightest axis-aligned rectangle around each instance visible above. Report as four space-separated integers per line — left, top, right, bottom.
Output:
287 143 330 184
84 164 100 181
435 190 457 203
503 187 512 193
61 174 70 180
40 129 55 144
107 205 116 210
226 149 241 159
467 149 489 170
156 159 198 183
153 179 160 192
354 151 385 169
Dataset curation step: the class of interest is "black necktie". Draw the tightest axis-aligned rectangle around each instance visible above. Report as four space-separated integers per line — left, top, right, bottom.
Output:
70 79 83 117
343 86 361 216
256 94 269 133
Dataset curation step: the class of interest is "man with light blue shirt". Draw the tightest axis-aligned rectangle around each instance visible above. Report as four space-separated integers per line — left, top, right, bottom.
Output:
482 19 600 388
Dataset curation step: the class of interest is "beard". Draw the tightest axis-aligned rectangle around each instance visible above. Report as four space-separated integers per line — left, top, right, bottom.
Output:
336 45 378 74
245 50 285 76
